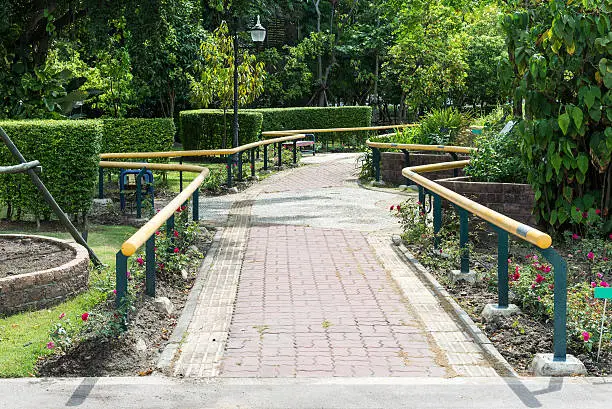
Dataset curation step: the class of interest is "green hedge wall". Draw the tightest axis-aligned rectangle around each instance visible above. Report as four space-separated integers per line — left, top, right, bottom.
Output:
0 120 102 219
179 110 263 150
101 118 175 154
254 106 372 145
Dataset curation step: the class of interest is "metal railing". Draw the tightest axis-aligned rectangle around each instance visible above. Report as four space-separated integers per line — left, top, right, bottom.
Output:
99 134 307 189
401 159 568 362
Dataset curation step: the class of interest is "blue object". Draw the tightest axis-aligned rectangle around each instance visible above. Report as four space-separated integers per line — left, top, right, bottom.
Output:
119 169 154 212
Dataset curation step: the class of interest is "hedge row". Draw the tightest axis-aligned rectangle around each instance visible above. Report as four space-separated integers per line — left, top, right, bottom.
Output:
180 110 263 150
0 120 102 219
179 106 373 149
0 118 176 220
101 118 175 154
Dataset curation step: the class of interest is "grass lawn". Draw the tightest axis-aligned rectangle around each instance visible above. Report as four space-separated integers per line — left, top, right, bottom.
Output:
0 224 136 377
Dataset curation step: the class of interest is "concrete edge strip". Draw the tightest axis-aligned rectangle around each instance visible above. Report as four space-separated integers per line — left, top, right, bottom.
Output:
356 180 416 196
156 228 224 374
393 243 519 377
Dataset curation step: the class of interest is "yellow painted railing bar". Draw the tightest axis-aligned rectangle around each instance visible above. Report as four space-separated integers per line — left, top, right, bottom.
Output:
408 160 470 174
402 166 551 249
262 124 417 137
99 161 206 173
366 140 474 154
121 169 209 256
100 134 306 160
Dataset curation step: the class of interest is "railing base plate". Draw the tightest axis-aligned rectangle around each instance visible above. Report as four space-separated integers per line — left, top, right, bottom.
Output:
530 353 586 377
481 303 521 322
448 269 478 285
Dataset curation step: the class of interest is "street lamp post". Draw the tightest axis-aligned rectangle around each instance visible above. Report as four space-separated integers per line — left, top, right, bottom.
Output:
232 15 266 151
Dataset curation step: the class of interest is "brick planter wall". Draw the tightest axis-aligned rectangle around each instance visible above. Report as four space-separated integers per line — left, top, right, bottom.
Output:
0 235 90 316
381 152 468 185
435 177 536 226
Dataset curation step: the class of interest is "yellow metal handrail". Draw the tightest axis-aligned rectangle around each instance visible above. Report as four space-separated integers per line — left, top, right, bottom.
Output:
262 124 417 137
366 140 475 154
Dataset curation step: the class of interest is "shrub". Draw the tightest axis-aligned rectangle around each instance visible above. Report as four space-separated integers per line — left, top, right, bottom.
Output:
255 106 372 146
465 126 528 183
412 108 471 145
101 118 175 154
179 109 263 150
0 120 102 220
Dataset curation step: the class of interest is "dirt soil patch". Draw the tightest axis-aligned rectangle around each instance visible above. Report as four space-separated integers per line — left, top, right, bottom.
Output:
0 237 73 278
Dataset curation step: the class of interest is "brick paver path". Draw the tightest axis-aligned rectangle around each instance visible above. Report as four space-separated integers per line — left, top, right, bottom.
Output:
174 153 496 378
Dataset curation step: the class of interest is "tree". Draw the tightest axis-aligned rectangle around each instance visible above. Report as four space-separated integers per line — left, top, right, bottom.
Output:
190 21 266 147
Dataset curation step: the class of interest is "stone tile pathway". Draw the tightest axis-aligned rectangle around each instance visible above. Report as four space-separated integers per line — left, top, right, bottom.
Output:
173 153 496 378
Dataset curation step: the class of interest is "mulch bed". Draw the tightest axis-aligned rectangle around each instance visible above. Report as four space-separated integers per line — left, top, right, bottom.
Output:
0 237 73 278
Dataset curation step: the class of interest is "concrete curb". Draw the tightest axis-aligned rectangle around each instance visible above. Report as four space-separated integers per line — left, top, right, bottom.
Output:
393 243 519 378
156 228 223 374
356 180 416 196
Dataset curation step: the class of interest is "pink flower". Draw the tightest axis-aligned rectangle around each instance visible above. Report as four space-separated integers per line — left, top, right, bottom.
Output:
548 284 554 290
155 231 160 236
417 201 422 205
582 212 588 218
582 331 590 342
126 271 131 279
136 257 144 266
389 205 394 211
571 233 580 240
173 230 179 238
512 272 520 281
600 281 610 288
113 289 117 294
541 265 551 273
81 312 89 321
174 247 180 253
515 265 520 274
531 283 536 289
58 312 65 319
591 282 597 288
597 273 603 279
609 234 612 240
596 209 601 215
535 274 546 284
396 205 401 211
587 252 595 260
46 341 55 349
508 259 512 264
159 262 165 270
604 257 609 261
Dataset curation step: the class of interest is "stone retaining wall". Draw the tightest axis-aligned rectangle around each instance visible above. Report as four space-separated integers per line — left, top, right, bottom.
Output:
435 177 536 226
381 152 467 185
0 235 90 316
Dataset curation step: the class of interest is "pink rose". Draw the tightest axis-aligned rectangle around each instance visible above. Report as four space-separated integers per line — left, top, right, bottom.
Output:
46 341 55 349
582 331 590 342
600 281 610 288
174 247 180 254
587 252 595 260
81 312 89 321
136 257 144 266
571 233 580 240
535 274 546 284
58 312 65 319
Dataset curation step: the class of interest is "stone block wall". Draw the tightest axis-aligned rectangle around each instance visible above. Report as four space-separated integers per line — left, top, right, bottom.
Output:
381 152 467 185
0 236 90 316
435 177 536 226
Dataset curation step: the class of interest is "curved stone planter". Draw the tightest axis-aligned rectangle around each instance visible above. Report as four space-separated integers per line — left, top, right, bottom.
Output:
435 176 536 226
381 151 469 185
0 235 90 316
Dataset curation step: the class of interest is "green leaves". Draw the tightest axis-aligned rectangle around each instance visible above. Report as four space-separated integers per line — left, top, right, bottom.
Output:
558 113 570 135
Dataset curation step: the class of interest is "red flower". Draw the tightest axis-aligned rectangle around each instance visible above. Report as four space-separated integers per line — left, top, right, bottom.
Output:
535 274 546 284
58 312 65 319
548 284 554 290
136 257 144 266
571 233 580 240
174 247 180 253
609 234 612 240
155 231 160 236
173 230 179 238
81 312 89 321
511 272 520 281
582 212 588 218
600 281 610 288
596 209 601 215
582 331 590 342
389 205 394 211
591 282 597 288
396 205 401 211
587 252 595 260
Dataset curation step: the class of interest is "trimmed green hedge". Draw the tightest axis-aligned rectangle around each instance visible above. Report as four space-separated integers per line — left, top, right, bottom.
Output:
101 118 175 154
180 110 263 150
255 106 372 145
0 120 102 219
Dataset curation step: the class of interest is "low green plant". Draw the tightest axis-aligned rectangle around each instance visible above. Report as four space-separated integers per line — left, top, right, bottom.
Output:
415 108 471 145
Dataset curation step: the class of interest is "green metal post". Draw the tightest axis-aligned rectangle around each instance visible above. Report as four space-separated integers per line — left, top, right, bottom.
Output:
115 251 128 308
459 208 470 274
263 144 268 171
293 140 297 164
135 167 147 219
372 148 381 182
192 188 199 221
250 148 256 177
450 152 459 177
433 193 442 250
179 158 183 192
98 167 104 199
418 186 425 213
226 155 233 188
237 152 243 182
401 149 411 186
277 142 282 167
145 235 155 297
540 247 568 361
166 214 175 248
496 228 509 308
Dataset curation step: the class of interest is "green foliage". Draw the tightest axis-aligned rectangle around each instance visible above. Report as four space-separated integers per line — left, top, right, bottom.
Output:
412 108 471 145
180 109 263 150
499 0 611 231
101 118 175 154
0 120 101 219
256 106 372 145
465 127 528 183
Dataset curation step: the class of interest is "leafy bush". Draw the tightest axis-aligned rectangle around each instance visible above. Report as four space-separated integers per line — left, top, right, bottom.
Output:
465 126 528 183
0 120 101 219
255 106 372 146
412 108 471 145
101 118 175 154
179 109 263 150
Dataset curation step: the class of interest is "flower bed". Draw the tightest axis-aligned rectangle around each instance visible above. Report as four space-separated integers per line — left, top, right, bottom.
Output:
381 151 468 185
391 198 612 375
